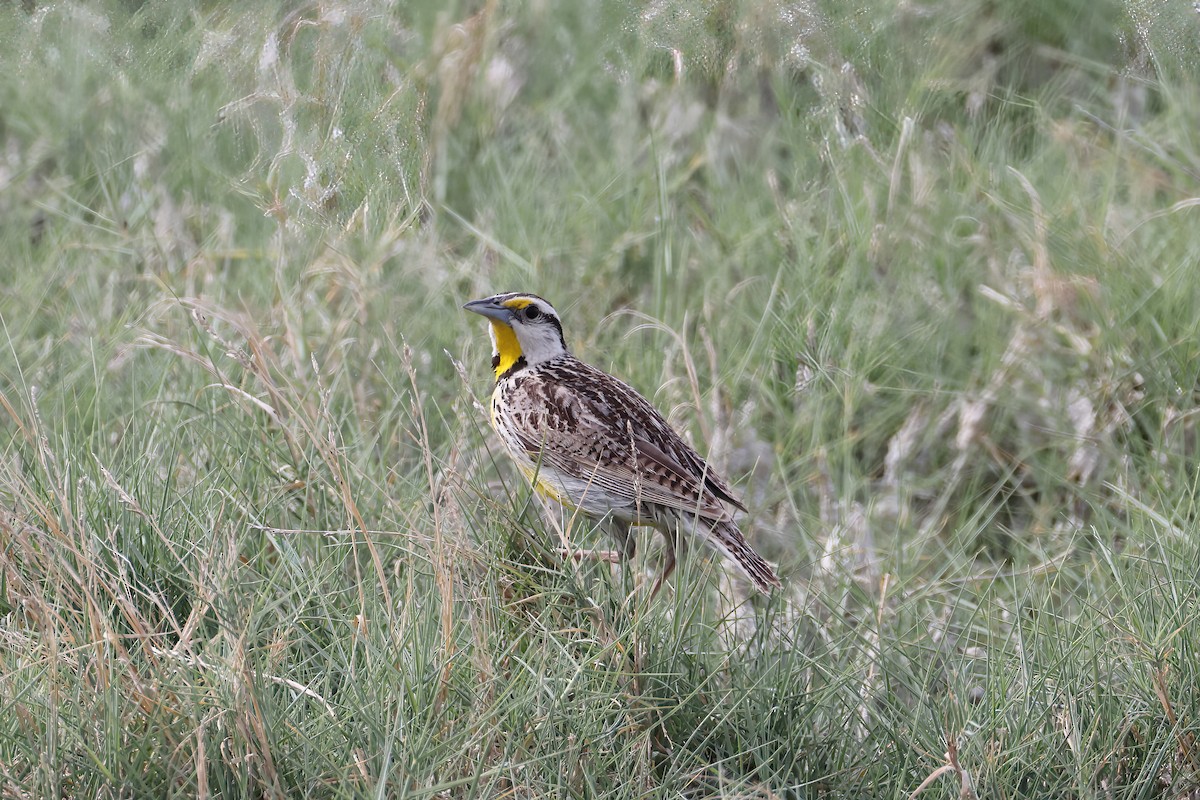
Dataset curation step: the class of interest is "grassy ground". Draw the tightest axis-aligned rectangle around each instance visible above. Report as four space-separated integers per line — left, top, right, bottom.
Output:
2 1 1200 797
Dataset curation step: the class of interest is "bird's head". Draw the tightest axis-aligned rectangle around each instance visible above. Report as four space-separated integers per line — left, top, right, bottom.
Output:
463 292 568 380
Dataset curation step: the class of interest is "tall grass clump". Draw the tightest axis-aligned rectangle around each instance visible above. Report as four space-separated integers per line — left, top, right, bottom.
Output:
2 1 1199 797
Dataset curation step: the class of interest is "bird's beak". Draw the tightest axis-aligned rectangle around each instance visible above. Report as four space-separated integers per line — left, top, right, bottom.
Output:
463 297 514 323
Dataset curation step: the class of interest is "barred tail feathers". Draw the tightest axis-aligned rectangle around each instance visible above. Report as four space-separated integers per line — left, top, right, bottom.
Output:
704 518 781 593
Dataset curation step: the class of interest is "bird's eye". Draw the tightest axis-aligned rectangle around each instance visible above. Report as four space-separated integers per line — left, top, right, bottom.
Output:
524 306 541 321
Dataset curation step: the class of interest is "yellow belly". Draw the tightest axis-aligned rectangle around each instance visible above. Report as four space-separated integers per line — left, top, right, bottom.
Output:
491 384 576 510
517 462 577 509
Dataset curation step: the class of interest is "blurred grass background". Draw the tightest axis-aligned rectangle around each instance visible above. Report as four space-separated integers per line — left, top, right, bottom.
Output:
2 1 1200 797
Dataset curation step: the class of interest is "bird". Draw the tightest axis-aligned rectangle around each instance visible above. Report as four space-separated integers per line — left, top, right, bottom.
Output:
463 291 780 594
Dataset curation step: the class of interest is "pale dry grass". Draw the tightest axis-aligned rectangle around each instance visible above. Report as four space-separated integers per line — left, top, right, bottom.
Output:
2 1 1200 797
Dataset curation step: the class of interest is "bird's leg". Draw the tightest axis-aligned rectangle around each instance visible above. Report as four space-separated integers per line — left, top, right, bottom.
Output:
608 519 639 597
649 530 678 599
555 517 633 565
607 518 636 561
556 547 622 564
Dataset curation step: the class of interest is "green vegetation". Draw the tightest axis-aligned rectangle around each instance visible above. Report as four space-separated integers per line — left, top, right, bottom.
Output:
2 1 1199 797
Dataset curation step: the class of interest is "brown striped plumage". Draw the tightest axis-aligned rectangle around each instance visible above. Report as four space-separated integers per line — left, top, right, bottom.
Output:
464 292 780 593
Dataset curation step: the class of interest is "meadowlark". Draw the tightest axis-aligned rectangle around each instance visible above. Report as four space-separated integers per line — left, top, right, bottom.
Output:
464 292 780 594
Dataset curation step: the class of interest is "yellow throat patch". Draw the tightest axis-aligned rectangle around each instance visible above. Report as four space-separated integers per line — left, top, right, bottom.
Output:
489 321 524 380
488 298 535 381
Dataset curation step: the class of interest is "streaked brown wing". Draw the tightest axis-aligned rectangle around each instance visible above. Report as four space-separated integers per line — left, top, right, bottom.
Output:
572 361 747 513
505 370 738 521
